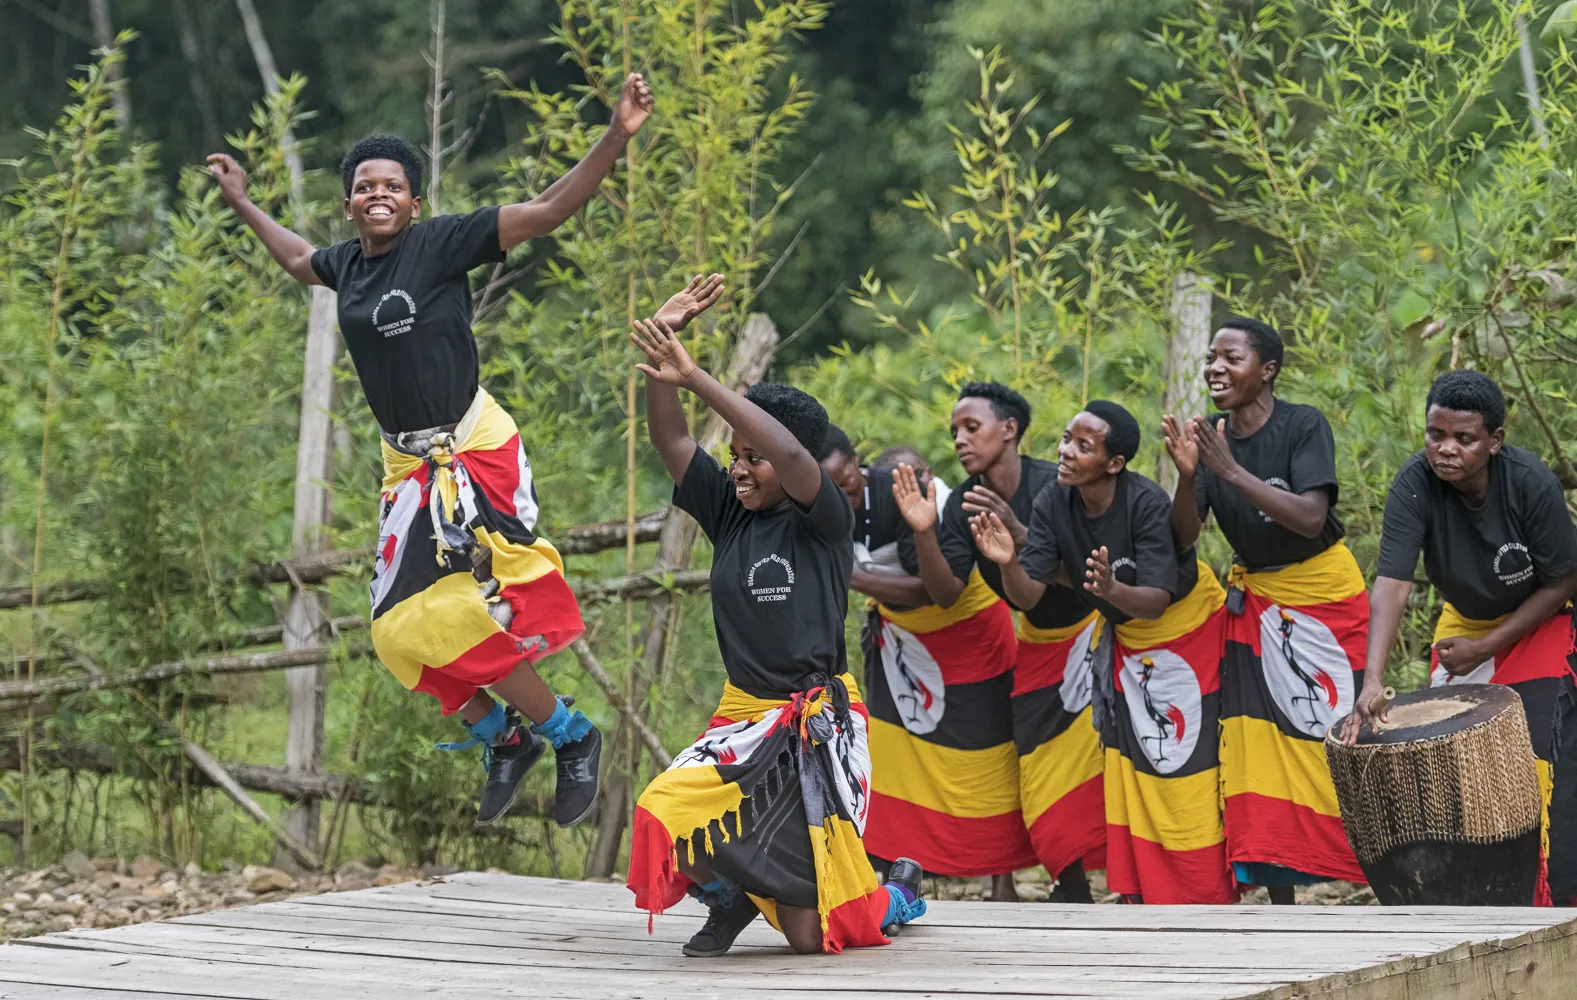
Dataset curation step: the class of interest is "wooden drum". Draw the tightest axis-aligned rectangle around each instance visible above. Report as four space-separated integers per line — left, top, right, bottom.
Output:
1325 684 1543 905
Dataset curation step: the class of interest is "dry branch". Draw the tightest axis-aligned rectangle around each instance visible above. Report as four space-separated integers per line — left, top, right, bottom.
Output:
569 639 670 767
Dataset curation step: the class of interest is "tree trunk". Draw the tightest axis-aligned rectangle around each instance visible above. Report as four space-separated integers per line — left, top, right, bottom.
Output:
1156 271 1212 495
587 313 781 877
87 0 133 129
171 0 220 150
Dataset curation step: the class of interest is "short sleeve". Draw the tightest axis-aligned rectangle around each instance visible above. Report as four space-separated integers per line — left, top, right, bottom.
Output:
1522 463 1577 582
936 486 977 583
1130 486 1181 595
672 449 733 543
1288 407 1340 500
421 207 507 279
1376 459 1430 581
793 470 856 541
309 240 353 291
1019 483 1064 585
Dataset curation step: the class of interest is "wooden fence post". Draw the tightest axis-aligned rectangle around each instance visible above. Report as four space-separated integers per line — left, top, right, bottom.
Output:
587 313 780 878
1157 271 1212 495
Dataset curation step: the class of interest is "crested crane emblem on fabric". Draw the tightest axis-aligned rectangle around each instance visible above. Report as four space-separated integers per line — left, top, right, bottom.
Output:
1119 649 1202 774
1260 604 1355 738
1060 619 1100 713
670 716 768 770
874 619 945 735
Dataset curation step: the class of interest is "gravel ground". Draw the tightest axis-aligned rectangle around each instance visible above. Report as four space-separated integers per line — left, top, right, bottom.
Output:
0 854 1375 943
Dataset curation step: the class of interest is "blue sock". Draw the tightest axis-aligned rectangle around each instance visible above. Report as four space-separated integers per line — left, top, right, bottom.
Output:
694 877 738 907
532 696 592 749
882 881 926 927
435 699 507 752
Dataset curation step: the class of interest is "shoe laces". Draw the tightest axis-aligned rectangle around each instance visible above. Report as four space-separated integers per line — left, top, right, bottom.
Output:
557 744 594 784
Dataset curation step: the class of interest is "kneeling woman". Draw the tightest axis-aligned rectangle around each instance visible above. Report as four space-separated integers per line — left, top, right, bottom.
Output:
976 402 1234 903
625 297 924 956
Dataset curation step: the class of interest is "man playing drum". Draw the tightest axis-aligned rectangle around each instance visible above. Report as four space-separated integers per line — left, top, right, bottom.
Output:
1349 370 1577 905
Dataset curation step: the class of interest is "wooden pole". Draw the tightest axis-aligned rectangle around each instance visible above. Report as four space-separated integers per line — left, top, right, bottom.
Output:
86 0 132 130
232 0 337 864
587 314 780 877
1156 271 1213 494
1517 15 1550 149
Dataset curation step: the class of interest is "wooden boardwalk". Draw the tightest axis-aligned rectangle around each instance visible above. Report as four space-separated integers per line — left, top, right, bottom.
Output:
0 871 1573 999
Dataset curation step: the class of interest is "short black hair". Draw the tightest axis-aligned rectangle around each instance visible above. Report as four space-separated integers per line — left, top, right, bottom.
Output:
874 444 926 469
340 134 424 197
1426 370 1505 433
745 383 830 456
1221 316 1285 381
818 423 856 463
958 381 1031 441
1082 400 1141 463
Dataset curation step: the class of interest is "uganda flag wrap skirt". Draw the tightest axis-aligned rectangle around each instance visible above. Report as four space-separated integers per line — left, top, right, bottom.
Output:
629 674 891 954
1105 566 1234 903
1013 610 1108 875
1220 542 1367 884
1431 603 1577 906
860 570 1038 876
370 389 585 714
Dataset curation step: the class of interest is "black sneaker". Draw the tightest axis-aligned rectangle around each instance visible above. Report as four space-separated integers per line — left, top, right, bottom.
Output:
1048 860 1093 904
882 857 926 936
551 724 603 827
476 718 545 826
682 892 760 958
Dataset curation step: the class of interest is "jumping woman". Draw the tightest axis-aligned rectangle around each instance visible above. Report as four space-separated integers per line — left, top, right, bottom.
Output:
624 297 924 957
206 74 655 827
1163 317 1367 902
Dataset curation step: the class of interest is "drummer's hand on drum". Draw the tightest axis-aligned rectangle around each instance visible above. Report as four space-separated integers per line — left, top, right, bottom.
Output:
1432 635 1488 676
1343 675 1390 745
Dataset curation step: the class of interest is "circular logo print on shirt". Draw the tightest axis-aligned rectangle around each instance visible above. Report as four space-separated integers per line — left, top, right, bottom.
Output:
372 289 418 338
1493 542 1534 587
746 553 795 604
1259 604 1356 739
877 620 945 735
1119 649 1203 775
1060 620 1101 714
1257 477 1293 522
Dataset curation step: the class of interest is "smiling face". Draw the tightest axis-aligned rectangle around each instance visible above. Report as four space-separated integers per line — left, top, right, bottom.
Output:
1424 405 1503 485
819 449 865 508
1203 327 1278 411
345 158 420 242
951 397 1016 477
1057 412 1124 487
730 430 788 511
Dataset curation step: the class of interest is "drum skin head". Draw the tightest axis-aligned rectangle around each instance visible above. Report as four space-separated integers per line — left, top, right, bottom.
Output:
1344 683 1520 746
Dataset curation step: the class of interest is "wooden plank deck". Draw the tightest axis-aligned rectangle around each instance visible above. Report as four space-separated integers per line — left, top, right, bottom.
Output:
0 872 1572 1000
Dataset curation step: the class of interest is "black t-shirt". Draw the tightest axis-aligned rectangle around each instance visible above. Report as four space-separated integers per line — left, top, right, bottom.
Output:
310 207 506 433
1020 470 1198 625
938 455 1087 629
674 449 856 698
1377 445 1577 621
1195 400 1345 570
855 466 920 575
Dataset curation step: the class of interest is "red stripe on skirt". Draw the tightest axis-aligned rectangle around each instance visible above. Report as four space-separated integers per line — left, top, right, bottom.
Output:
628 805 688 920
863 793 1039 876
909 599 1018 685
1027 774 1106 876
450 431 527 518
823 887 893 954
1224 791 1365 882
1105 823 1235 904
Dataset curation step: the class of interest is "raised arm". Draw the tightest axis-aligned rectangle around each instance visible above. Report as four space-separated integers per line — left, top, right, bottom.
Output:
1083 546 1170 620
1163 415 1203 548
206 154 321 286
972 512 1045 610
496 74 653 251
630 276 726 484
1192 416 1329 537
894 464 968 608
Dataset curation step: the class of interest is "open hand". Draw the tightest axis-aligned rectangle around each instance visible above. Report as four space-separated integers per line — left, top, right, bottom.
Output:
962 486 1027 551
205 153 248 205
630 317 698 385
1084 546 1116 598
1341 676 1390 745
1190 416 1238 479
1162 414 1198 479
1434 635 1489 676
653 273 725 332
970 512 1016 565
893 463 938 533
613 72 654 136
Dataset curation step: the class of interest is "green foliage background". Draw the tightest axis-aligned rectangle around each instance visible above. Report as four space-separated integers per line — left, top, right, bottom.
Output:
3 0 1577 876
